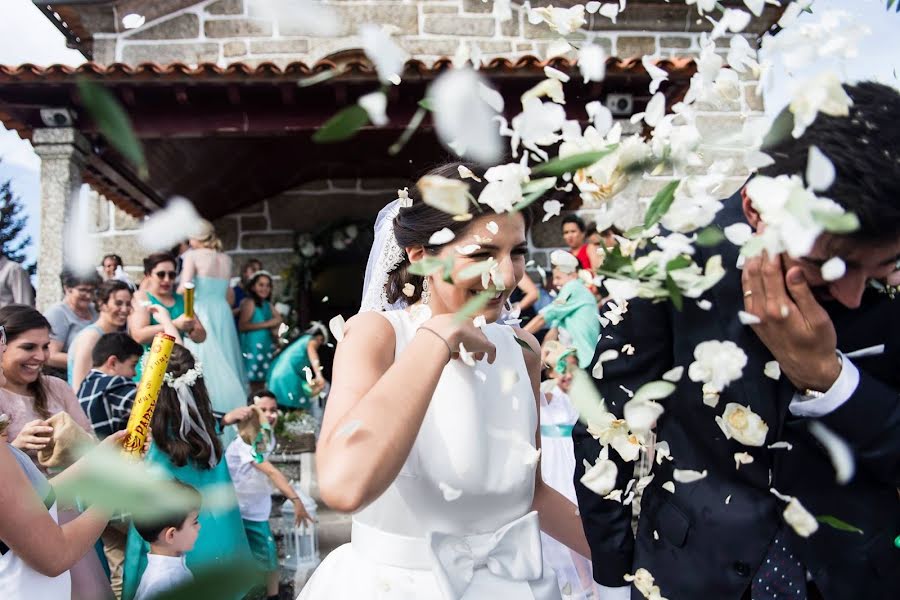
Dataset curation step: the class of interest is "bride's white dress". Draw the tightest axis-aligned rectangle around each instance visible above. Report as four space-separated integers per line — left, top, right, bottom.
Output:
298 309 562 599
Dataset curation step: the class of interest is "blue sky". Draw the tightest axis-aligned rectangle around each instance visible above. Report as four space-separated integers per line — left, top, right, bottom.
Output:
0 0 898 265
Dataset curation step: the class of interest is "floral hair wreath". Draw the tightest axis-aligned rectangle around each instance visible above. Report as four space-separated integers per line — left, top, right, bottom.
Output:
163 361 204 388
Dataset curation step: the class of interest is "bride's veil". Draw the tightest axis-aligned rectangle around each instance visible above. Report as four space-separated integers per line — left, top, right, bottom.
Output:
359 198 407 313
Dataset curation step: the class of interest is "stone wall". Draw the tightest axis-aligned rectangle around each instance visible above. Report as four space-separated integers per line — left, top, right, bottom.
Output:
92 0 753 68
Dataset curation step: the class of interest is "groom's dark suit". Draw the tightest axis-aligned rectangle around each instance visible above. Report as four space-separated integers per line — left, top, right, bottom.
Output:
573 193 900 599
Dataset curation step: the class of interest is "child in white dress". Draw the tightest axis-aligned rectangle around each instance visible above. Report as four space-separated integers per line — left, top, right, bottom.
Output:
133 482 201 600
539 343 602 599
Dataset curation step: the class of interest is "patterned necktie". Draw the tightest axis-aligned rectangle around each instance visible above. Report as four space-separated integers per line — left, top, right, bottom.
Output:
751 529 807 600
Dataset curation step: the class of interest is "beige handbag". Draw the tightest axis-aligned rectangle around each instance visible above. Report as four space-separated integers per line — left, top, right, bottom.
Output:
37 411 95 469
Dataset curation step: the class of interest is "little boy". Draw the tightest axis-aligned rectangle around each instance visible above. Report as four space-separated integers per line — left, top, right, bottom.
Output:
133 481 202 600
77 332 143 439
226 391 313 600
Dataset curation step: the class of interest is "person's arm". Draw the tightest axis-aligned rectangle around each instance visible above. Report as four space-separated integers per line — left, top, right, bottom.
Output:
254 460 314 524
586 243 603 273
176 252 195 295
186 314 207 343
522 313 546 334
0 440 109 577
47 339 68 369
44 306 69 369
307 337 326 387
516 275 540 311
128 292 168 344
70 330 101 392
572 296 673 589
518 328 591 558
316 311 496 513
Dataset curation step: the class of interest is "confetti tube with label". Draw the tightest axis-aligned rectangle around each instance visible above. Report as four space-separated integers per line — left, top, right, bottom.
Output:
183 282 195 319
122 333 176 458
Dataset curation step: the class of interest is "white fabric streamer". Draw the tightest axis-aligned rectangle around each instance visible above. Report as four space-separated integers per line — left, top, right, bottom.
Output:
172 381 218 469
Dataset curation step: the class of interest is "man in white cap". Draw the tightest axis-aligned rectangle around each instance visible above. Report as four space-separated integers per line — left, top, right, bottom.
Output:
524 250 599 368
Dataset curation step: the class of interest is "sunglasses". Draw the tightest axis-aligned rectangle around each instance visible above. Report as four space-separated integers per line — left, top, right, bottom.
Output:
155 271 177 280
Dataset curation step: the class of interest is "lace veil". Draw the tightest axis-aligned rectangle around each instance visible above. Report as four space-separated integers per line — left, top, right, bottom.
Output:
360 196 410 312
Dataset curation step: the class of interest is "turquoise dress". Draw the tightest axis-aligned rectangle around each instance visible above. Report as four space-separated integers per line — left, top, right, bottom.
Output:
67 323 104 386
183 276 248 417
120 444 253 600
266 334 315 409
134 292 185 382
239 301 276 383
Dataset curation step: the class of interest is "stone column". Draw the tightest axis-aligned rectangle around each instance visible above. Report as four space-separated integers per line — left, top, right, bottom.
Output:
31 128 90 311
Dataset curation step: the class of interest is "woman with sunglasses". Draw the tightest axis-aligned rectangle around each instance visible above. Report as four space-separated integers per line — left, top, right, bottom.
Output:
44 270 102 380
128 253 206 380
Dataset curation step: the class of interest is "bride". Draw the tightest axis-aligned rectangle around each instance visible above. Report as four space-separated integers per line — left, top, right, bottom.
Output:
298 163 591 599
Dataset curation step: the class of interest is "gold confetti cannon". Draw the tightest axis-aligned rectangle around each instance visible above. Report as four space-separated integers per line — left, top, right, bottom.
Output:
122 333 176 458
183 282 195 319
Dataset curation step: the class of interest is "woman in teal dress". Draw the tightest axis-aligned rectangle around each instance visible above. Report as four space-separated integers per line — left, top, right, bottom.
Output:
128 253 207 381
121 344 254 600
266 324 328 409
237 271 282 389
178 222 249 424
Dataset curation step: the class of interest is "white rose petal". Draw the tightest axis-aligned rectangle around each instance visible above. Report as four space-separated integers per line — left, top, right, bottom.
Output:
358 91 388 126
580 456 618 496
716 403 769 447
808 421 855 485
768 441 793 451
723 222 753 246
738 311 761 325
458 342 476 367
696 299 713 311
643 92 666 127
402 283 415 297
360 24 407 85
688 340 748 392
591 349 620 380
418 175 470 216
542 200 563 222
783 497 819 538
821 257 846 282
428 228 456 245
641 56 669 94
725 494 732 505
673 468 708 483
764 361 781 380
806 145 836 192
578 44 607 83
789 71 853 138
137 196 205 252
624 568 667 600
662 481 675 493
329 314 346 343
457 165 482 182
662 366 684 382
428 68 503 164
624 398 665 435
598 3 619 23
543 66 571 83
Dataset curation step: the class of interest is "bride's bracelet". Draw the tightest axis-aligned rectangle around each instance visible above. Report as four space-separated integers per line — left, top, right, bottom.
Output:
417 326 453 362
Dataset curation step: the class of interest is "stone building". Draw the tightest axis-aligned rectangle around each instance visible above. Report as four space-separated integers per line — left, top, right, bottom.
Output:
2 0 782 317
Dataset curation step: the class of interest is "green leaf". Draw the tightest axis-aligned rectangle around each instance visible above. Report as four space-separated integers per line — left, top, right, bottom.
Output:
408 256 453 280
77 80 147 177
761 106 794 150
633 380 677 403
514 177 557 212
695 226 725 247
599 246 631 272
312 104 369 143
531 147 619 177
816 515 864 535
569 368 612 426
155 560 264 600
812 210 860 234
665 273 684 311
643 180 680 229
458 259 494 281
623 226 645 239
454 289 494 323
513 335 536 353
665 255 692 272
418 98 435 111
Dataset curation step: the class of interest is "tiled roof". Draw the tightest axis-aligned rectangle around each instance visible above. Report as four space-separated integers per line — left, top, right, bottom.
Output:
0 56 696 83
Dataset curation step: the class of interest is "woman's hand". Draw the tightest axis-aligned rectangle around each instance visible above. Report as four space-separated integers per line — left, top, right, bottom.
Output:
11 420 53 451
172 314 196 333
222 406 254 426
99 430 128 451
147 304 173 324
423 313 497 363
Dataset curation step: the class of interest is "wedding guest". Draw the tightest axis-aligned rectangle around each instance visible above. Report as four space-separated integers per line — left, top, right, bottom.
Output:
523 251 599 368
68 280 132 390
77 332 146 439
45 270 101 379
225 391 313 600
265 324 328 410
0 304 113 600
237 271 282 391
100 254 134 289
121 344 252 600
574 81 900 600
129 253 206 381
132 482 201 600
177 220 248 430
232 258 262 317
561 214 602 272
0 252 34 308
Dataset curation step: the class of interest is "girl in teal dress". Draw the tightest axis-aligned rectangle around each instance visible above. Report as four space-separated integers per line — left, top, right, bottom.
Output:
265 324 328 409
237 271 282 389
121 344 254 600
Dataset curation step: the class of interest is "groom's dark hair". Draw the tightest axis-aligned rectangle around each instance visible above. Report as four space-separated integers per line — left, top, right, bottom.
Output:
759 81 900 243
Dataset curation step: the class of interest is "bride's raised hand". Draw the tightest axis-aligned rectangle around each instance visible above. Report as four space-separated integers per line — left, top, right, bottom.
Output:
422 313 497 364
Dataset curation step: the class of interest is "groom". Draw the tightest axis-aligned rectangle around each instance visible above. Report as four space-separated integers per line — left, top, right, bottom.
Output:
573 81 900 600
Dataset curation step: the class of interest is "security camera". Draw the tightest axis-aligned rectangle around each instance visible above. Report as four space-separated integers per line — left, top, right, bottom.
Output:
605 93 634 117
39 108 75 127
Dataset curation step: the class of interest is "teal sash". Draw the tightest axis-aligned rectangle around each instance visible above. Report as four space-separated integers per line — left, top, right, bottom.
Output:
540 424 574 437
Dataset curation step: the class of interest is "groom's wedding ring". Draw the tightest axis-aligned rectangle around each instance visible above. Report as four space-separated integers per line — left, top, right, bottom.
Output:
743 290 753 297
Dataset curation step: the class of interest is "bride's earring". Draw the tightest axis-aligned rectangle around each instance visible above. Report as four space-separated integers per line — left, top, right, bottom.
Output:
421 277 431 304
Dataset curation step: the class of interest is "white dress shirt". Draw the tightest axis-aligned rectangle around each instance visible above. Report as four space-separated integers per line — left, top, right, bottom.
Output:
133 554 193 600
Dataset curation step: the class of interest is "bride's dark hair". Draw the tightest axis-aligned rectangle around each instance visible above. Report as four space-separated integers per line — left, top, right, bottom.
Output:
386 162 535 305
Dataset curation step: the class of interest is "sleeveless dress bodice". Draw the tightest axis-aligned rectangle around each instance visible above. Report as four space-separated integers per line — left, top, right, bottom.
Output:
298 309 561 600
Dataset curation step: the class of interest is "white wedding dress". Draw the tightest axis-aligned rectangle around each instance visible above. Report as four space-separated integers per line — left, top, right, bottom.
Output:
298 309 562 599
